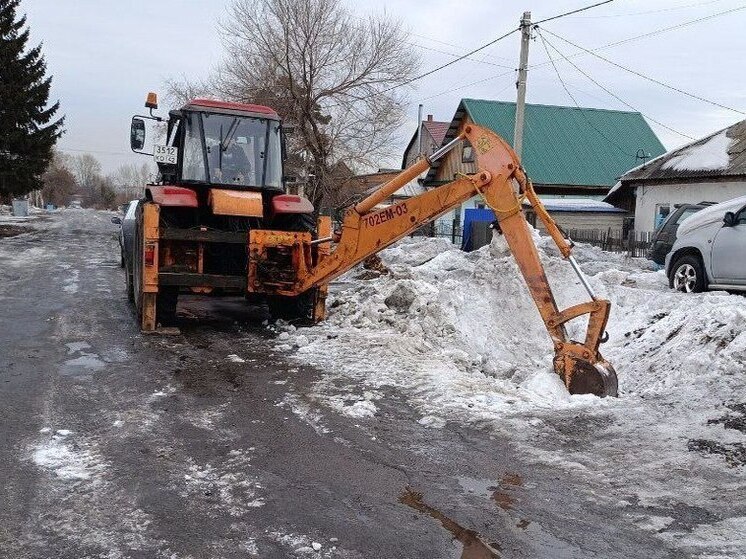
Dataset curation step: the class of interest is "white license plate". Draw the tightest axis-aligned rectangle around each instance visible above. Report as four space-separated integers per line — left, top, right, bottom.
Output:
154 144 178 164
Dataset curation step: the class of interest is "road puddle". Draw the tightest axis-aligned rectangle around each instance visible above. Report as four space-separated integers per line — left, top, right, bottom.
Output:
490 473 523 511
399 488 501 558
61 354 106 376
61 342 106 377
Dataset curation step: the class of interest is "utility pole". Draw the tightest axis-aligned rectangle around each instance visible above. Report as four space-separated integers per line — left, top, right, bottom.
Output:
416 104 424 157
513 11 532 158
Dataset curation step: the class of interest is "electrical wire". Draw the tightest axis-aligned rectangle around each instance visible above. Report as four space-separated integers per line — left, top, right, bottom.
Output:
405 41 514 69
536 29 636 156
326 27 520 108
424 4 744 110
567 0 727 19
541 26 746 116
533 0 615 25
536 28 696 140
420 71 516 102
530 4 746 76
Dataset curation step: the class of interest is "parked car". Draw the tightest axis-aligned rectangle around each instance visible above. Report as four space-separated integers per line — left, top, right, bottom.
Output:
648 202 714 265
111 200 139 269
665 195 746 293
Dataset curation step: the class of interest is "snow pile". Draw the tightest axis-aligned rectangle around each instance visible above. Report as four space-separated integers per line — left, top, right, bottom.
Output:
662 129 732 172
275 232 745 446
284 234 666 417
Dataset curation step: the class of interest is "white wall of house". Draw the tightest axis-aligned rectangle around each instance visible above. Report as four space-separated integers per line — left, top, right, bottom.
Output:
634 179 746 232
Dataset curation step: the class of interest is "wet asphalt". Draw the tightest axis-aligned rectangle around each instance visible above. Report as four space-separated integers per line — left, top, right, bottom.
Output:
0 210 687 558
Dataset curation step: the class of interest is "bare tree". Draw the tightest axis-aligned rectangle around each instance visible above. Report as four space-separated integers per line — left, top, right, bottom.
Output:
164 74 213 109
111 162 154 201
210 0 419 210
41 151 78 207
71 153 102 193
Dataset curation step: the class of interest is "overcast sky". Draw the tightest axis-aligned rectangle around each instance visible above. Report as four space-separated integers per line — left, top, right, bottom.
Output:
22 0 746 173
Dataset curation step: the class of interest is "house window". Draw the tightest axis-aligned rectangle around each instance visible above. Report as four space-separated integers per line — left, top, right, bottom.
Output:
462 142 474 163
654 204 670 230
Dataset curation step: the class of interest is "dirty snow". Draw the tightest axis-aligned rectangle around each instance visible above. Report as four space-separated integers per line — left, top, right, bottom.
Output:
662 129 733 172
180 451 265 516
31 429 103 481
275 233 746 555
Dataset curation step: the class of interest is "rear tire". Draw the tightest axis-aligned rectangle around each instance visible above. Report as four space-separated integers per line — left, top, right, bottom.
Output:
267 291 316 324
267 212 318 324
156 287 178 326
670 254 706 293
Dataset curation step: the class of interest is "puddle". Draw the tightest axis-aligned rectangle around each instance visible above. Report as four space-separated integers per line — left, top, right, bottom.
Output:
490 473 523 511
399 488 501 558
66 341 92 354
60 354 106 376
458 473 524 512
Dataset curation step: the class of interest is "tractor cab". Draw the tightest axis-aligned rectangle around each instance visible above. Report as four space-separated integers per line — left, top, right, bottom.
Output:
131 96 285 192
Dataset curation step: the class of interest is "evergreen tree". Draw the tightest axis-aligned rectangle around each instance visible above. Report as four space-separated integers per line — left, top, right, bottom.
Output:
0 0 63 199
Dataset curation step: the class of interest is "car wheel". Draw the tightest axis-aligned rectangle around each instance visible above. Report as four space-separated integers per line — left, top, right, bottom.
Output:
671 255 706 293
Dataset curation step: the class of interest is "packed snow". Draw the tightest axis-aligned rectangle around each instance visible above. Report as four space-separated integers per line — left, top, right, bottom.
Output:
31 429 103 481
274 233 746 555
662 129 733 172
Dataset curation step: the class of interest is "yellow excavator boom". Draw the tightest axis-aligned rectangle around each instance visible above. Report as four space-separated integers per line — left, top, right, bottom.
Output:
257 123 618 397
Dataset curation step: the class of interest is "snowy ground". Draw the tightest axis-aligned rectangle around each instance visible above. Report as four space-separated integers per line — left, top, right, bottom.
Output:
275 233 746 558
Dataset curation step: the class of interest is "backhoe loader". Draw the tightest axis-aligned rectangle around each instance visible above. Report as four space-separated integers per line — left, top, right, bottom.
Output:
127 93 618 397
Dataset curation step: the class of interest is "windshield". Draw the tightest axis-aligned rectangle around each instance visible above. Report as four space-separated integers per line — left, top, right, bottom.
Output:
181 112 282 188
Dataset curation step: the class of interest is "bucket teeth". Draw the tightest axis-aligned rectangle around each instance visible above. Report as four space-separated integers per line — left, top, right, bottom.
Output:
554 351 618 397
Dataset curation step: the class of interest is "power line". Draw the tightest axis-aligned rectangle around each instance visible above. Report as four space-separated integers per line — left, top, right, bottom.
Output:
406 32 514 64
327 27 520 108
533 0 614 25
535 28 635 156
541 27 746 116
579 4 746 52
58 147 133 156
536 28 695 140
567 0 727 19
405 41 514 69
420 3 743 110
420 70 516 102
531 4 746 71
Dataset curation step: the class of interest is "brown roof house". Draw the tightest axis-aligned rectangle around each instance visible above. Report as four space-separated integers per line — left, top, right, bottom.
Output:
605 119 746 232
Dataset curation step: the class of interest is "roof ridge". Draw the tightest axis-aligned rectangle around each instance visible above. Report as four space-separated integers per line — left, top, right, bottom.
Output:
461 97 643 116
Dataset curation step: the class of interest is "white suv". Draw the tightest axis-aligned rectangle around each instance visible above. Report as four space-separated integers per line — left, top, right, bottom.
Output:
665 195 746 293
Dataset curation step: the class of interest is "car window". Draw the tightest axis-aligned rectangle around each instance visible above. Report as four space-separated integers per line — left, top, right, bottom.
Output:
675 208 699 224
737 206 746 225
124 201 139 220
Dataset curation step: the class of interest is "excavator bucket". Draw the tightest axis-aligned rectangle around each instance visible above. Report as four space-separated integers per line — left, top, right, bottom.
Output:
554 350 618 397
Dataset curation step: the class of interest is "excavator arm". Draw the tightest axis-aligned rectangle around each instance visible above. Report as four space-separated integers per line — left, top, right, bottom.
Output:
254 123 618 397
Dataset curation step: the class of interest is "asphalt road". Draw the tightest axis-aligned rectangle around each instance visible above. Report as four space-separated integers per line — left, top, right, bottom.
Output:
0 210 686 558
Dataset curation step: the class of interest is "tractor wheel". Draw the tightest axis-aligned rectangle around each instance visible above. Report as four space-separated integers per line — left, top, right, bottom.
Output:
267 290 317 324
274 211 317 235
267 212 318 324
156 287 179 326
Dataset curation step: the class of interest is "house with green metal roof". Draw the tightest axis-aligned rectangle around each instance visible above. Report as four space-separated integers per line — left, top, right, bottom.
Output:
425 98 666 242
427 98 666 193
